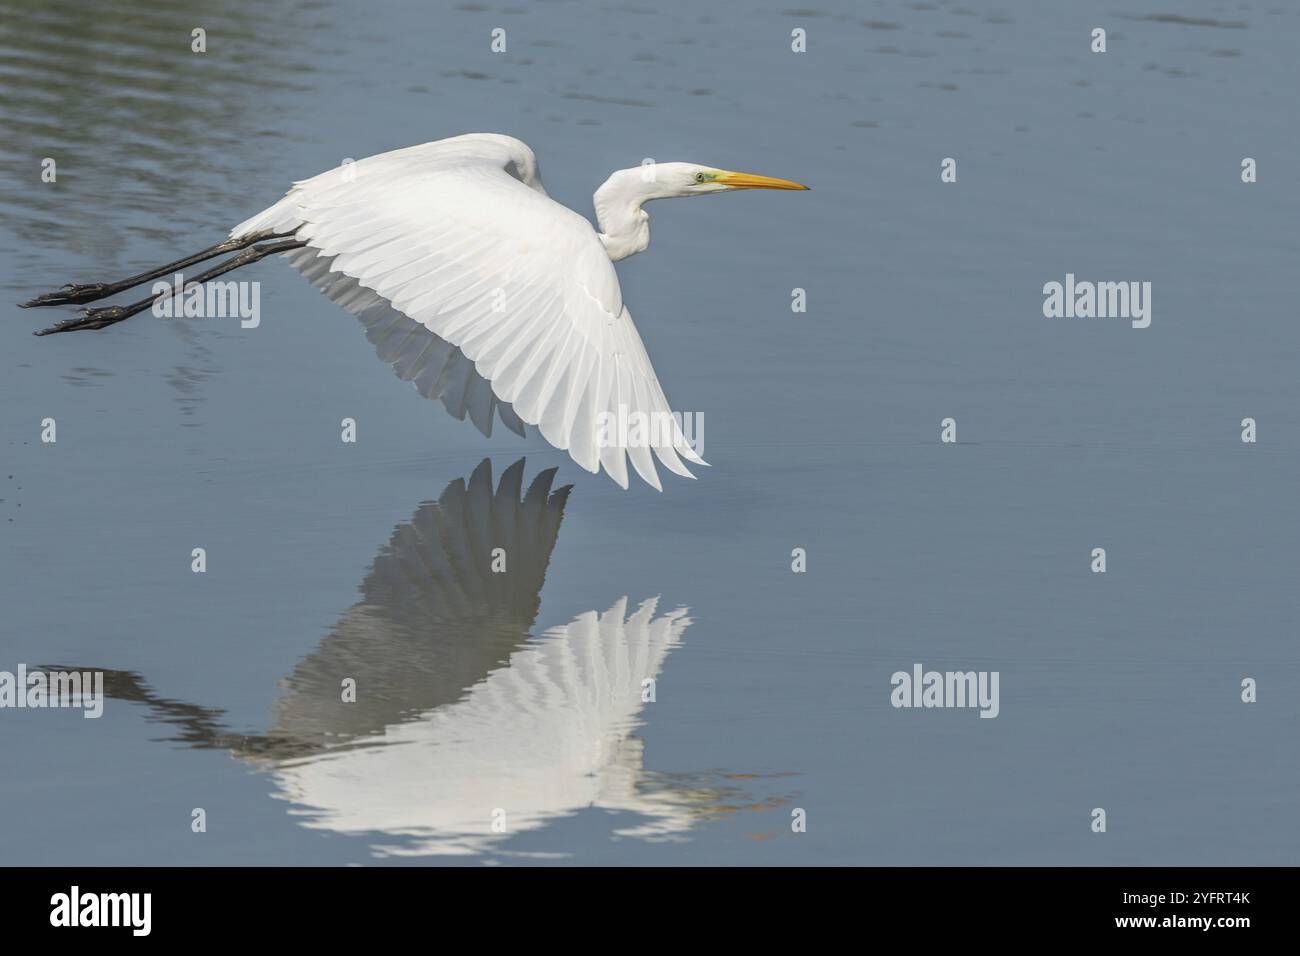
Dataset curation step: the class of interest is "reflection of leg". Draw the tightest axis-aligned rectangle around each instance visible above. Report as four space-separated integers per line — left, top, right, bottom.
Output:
40 664 317 758
42 665 230 747
20 229 297 307
34 239 308 336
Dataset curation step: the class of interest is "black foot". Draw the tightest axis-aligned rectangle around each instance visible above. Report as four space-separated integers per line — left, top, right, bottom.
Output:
34 305 130 336
19 282 116 308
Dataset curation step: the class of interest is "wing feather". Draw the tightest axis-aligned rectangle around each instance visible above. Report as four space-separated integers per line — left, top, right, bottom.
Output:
234 134 703 489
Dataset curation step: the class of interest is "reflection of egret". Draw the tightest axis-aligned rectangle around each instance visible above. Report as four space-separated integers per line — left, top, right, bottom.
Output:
59 458 762 857
26 134 807 489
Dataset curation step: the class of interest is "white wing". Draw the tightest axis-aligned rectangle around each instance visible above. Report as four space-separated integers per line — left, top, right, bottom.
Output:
283 245 528 440
232 133 705 490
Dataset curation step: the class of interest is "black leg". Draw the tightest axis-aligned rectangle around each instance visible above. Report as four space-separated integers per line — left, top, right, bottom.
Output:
33 238 309 336
19 229 299 308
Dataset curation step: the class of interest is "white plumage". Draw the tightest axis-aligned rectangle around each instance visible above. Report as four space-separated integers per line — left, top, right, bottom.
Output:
230 133 807 490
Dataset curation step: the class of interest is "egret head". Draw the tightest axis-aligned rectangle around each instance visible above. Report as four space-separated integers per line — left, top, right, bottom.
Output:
593 160 808 260
654 162 809 197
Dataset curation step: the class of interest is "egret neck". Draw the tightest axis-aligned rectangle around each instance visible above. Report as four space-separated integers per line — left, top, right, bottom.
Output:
593 167 656 262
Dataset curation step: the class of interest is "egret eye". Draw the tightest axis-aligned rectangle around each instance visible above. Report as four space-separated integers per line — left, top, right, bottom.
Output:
694 172 707 183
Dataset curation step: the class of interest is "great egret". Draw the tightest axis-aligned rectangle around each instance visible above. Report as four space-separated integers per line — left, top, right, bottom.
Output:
22 133 807 490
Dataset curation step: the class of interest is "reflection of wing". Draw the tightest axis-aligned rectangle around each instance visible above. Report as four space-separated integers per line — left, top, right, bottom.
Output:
268 457 568 746
275 597 694 856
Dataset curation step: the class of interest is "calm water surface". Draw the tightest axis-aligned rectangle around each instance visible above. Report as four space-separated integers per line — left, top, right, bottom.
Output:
0 0 1297 864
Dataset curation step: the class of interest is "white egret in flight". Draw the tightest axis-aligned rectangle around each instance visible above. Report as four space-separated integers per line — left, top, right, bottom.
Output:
22 134 807 489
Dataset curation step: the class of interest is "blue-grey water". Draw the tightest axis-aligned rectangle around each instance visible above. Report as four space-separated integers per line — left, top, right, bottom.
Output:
1 0 1297 865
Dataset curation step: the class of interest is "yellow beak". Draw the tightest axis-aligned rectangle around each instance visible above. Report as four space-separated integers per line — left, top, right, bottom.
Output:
714 170 810 190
